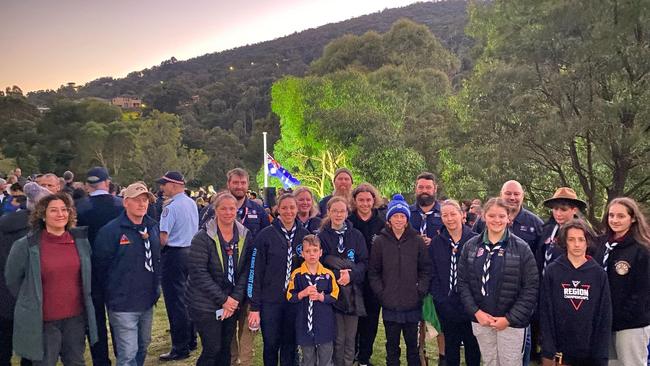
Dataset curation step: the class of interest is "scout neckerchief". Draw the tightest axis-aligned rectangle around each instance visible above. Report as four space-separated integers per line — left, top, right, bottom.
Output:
138 227 154 273
334 223 348 254
449 235 460 293
306 273 316 334
419 207 434 236
481 235 504 297
282 224 297 290
602 239 619 271
543 224 560 276
213 227 245 284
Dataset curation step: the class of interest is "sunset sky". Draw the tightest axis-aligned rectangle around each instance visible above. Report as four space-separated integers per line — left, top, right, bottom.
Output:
0 0 421 92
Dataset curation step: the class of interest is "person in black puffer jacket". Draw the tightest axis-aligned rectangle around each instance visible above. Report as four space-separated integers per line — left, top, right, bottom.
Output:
458 198 538 366
368 194 431 366
319 196 368 366
186 193 253 366
593 197 650 366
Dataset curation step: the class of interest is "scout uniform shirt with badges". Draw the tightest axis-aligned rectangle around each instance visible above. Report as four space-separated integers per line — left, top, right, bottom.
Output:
409 202 443 239
237 198 270 238
160 191 199 247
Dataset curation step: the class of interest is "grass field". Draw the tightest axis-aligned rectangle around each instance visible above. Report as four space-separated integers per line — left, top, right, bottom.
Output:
12 297 446 365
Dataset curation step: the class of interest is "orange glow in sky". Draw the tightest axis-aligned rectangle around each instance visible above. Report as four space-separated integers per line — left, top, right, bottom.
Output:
0 0 422 92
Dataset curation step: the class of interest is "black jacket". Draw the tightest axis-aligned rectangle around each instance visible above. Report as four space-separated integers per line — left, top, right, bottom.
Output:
0 209 30 319
535 219 564 278
348 209 385 258
539 256 611 363
429 226 478 323
186 220 253 317
248 219 309 311
319 221 368 316
593 234 650 331
368 227 431 312
458 232 539 328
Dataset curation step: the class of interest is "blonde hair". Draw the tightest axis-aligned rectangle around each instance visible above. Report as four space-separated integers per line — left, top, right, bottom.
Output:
293 187 319 217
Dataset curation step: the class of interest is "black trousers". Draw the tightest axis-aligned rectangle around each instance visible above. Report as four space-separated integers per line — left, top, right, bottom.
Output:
356 288 381 365
384 320 419 366
89 291 117 366
0 317 32 366
161 247 193 353
261 302 297 366
438 315 481 366
194 312 237 366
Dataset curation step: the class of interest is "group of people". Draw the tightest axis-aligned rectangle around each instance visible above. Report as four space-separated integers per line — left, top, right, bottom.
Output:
0 166 648 366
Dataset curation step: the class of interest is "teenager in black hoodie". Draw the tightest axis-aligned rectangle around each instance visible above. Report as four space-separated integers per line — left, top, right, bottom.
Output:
593 197 650 366
348 183 385 366
540 219 611 366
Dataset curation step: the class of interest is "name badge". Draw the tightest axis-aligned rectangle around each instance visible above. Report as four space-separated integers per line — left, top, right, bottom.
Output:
434 213 441 218
247 214 258 219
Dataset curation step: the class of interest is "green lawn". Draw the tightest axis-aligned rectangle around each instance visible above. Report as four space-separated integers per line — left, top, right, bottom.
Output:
12 297 447 365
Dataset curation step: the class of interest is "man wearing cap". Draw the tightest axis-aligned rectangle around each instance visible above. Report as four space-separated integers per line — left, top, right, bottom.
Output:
94 182 161 366
318 168 354 218
76 166 124 366
157 171 199 361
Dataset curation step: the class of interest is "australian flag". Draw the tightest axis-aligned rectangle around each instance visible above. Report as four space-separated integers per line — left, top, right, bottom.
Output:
267 153 300 189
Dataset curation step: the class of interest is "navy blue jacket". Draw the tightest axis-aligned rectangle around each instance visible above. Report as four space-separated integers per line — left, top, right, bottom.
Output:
248 219 309 311
409 202 443 239
429 226 478 323
76 194 124 245
535 219 564 278
93 212 161 312
318 195 332 218
473 207 543 253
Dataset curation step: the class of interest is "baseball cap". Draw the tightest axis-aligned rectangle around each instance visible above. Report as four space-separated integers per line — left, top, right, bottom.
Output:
122 182 155 202
155 171 185 185
86 167 110 184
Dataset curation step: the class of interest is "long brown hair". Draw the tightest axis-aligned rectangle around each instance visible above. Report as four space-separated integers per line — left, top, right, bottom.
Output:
351 183 380 211
319 196 349 231
30 192 77 231
603 197 650 249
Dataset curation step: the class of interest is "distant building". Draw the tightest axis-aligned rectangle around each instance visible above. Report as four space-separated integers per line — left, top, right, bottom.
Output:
111 96 142 109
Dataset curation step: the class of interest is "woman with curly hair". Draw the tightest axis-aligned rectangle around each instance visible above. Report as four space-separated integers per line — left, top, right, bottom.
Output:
5 192 97 365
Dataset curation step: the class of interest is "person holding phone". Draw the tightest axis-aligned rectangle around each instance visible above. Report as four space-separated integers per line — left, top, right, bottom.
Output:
186 192 253 366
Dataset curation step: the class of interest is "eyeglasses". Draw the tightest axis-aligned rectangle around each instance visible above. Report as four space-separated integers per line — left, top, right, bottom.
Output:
329 209 347 215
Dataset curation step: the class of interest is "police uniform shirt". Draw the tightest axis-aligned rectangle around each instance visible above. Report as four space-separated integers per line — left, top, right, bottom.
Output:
160 192 199 247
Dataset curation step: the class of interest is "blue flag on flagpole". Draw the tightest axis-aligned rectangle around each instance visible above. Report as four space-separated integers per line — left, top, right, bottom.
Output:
267 153 300 189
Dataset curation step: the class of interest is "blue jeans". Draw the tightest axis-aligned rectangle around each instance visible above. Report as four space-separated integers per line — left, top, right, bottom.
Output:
108 308 154 366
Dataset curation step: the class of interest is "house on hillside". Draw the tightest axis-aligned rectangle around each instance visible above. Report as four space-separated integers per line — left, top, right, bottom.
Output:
111 96 142 109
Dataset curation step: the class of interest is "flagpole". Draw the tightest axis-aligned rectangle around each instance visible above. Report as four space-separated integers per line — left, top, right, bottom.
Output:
263 131 269 188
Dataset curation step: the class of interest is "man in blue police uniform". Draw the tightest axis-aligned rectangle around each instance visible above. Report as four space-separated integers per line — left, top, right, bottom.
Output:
76 166 124 366
472 180 543 366
93 182 161 366
409 171 445 365
157 171 199 361
225 168 270 366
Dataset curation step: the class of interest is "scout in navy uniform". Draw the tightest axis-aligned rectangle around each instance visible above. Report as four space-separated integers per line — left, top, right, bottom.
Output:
318 196 368 366
93 182 161 366
457 198 538 366
287 235 339 366
539 219 611 366
593 197 650 366
429 200 481 366
76 166 124 366
157 171 199 361
294 187 322 234
247 193 309 366
408 172 444 363
223 168 271 366
318 168 354 218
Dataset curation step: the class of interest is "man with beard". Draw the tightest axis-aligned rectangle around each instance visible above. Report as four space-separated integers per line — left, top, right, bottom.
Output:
409 172 445 365
318 168 354 218
471 180 543 366
224 168 270 366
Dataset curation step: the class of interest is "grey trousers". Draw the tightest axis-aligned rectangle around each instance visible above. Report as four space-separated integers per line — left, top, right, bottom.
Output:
471 323 525 366
301 342 334 366
34 314 87 366
608 325 650 366
334 313 358 366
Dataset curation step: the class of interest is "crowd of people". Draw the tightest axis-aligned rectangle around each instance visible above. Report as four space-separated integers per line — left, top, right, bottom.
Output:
0 166 648 366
